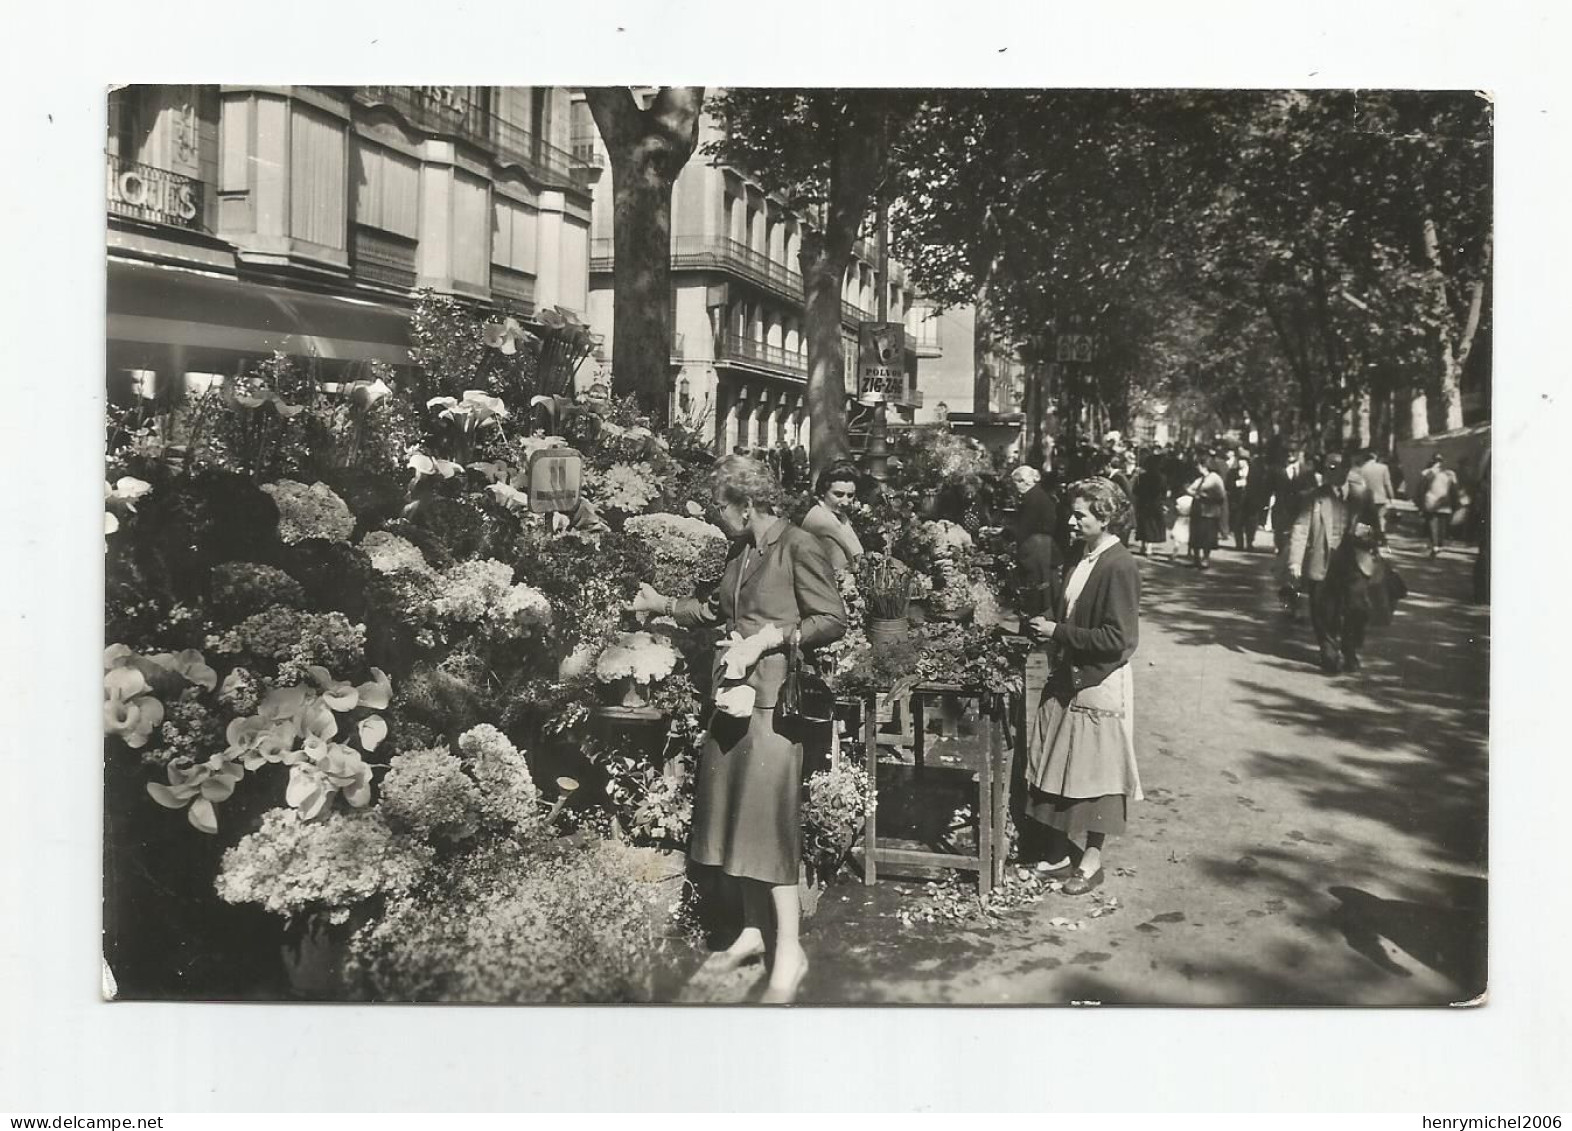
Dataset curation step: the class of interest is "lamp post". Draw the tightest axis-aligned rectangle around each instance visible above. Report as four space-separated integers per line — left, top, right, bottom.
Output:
864 197 892 484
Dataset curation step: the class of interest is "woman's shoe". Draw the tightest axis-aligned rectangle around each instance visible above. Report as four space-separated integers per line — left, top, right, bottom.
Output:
702 938 766 974
1060 868 1104 896
760 955 809 1004
1033 858 1076 879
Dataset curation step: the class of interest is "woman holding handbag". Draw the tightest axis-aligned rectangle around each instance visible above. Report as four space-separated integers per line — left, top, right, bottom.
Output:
630 455 845 1003
1024 477 1143 896
1186 454 1228 569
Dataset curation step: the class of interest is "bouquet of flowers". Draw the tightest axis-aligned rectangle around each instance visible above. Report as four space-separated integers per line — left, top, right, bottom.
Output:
594 631 680 685
856 553 915 621
622 512 729 597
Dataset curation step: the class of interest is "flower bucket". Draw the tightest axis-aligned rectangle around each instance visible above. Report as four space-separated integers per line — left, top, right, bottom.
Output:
868 617 910 651
607 675 652 709
281 911 355 999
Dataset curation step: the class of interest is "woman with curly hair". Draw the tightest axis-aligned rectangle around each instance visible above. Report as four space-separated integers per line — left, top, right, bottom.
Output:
1024 476 1144 896
630 455 845 1002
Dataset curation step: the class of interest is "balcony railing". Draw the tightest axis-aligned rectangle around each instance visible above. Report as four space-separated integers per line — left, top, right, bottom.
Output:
352 87 583 190
570 136 605 169
106 152 207 231
715 332 807 379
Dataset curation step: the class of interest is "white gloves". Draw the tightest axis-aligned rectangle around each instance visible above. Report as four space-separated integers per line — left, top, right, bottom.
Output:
717 622 785 680
714 683 757 718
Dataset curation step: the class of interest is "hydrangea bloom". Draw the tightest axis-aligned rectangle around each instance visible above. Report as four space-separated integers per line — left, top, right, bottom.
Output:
215 807 433 920
431 559 551 631
594 631 679 684
210 562 308 619
379 747 483 844
623 512 729 594
261 480 356 544
457 724 540 830
588 462 659 514
359 531 433 576
207 606 366 683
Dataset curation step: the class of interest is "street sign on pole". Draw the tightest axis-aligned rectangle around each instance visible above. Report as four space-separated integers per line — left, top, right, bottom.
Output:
857 322 906 405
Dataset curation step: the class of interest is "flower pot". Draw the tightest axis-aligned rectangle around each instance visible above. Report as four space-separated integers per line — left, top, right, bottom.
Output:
606 675 652 709
917 491 942 519
281 911 355 999
868 617 910 651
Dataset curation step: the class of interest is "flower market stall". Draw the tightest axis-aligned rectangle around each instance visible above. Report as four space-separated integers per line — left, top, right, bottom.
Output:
102 293 1034 1002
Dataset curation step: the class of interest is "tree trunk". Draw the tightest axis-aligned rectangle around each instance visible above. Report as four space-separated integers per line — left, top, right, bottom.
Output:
1420 218 1490 434
585 87 705 427
800 96 902 481
800 231 853 474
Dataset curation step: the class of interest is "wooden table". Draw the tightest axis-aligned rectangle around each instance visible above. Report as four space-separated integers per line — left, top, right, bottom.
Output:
857 681 1018 896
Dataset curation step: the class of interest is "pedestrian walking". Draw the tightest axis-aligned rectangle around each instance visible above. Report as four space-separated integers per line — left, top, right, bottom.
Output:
1417 453 1461 557
1269 440 1319 618
1132 452 1171 558
1350 448 1396 534
1228 453 1261 551
1024 476 1143 897
631 454 847 1003
1185 455 1227 569
1288 450 1389 674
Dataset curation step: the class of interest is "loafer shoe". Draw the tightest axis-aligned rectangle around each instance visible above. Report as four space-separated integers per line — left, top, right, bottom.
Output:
1033 858 1076 879
1061 868 1104 896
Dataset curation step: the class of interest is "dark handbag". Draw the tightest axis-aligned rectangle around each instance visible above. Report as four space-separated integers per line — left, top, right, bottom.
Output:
776 629 835 724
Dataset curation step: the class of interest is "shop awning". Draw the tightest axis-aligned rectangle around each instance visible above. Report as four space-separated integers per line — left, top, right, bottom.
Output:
106 259 413 375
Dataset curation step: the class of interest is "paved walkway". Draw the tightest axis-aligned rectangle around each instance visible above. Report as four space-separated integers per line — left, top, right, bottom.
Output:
678 529 1490 1006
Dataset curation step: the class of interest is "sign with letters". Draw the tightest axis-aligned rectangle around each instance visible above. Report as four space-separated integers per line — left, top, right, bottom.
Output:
857 322 906 405
526 447 583 514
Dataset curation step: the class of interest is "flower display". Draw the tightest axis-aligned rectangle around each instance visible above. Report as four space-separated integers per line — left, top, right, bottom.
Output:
215 808 433 921
379 747 483 843
429 558 551 633
586 461 659 514
427 389 509 426
594 632 680 684
210 562 308 619
457 724 540 830
260 480 356 544
623 512 729 596
103 646 219 751
207 606 366 683
921 519 974 558
359 530 433 576
146 753 246 833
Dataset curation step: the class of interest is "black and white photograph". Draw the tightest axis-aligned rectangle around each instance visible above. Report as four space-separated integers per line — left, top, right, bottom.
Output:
100 83 1492 1008
5 0 1570 1114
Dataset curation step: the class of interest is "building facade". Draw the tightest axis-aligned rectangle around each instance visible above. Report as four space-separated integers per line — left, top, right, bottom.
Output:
576 92 932 457
107 85 598 393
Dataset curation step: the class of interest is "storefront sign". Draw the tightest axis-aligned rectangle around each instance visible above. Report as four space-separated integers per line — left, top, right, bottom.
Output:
526 447 583 513
857 322 906 405
107 160 200 227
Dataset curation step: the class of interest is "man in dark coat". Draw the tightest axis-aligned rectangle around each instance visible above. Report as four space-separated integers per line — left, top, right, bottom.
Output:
1289 450 1384 674
1269 440 1320 618
1009 465 1062 617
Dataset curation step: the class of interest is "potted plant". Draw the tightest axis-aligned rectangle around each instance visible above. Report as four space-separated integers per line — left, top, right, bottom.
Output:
857 553 914 651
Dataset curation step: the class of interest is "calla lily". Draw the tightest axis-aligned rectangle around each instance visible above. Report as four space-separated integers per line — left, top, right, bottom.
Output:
355 668 393 711
459 390 508 423
469 460 510 483
482 316 533 356
348 377 393 409
110 477 152 505
169 649 217 691
306 666 359 712
408 450 461 480
258 684 310 722
487 482 531 510
147 755 244 833
104 644 137 670
104 511 120 535
357 714 388 752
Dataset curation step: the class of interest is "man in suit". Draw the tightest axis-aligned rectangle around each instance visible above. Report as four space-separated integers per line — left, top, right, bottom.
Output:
1269 440 1320 618
1349 448 1396 534
1289 450 1382 674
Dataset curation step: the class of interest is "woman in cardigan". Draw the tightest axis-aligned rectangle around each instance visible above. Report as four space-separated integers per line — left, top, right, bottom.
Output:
631 455 846 1003
1024 476 1143 896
